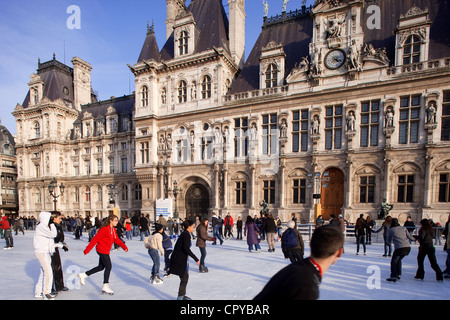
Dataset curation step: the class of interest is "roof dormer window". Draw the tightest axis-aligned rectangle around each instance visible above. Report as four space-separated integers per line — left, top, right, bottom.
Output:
179 31 189 56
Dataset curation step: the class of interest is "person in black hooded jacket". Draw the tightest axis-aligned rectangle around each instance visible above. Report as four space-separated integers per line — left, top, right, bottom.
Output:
414 219 443 281
168 220 199 300
50 211 69 293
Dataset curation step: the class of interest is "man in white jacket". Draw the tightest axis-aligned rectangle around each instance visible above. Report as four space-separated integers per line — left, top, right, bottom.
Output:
34 211 57 299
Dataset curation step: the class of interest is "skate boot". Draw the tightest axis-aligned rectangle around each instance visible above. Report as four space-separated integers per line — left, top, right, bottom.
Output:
102 283 114 295
78 273 88 286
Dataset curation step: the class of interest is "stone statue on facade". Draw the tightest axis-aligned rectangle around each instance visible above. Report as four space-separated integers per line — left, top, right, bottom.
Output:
260 199 269 216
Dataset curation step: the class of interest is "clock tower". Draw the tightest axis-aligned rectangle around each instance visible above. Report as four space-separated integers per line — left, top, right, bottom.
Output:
309 0 365 82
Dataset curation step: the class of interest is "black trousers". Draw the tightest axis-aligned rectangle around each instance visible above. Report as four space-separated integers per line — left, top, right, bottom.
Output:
178 270 189 297
415 246 443 280
51 248 65 291
86 252 112 284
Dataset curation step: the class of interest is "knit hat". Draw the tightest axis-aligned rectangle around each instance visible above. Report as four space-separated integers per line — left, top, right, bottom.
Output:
287 220 296 229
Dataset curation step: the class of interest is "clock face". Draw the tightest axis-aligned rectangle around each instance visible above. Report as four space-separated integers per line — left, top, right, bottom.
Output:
325 49 346 70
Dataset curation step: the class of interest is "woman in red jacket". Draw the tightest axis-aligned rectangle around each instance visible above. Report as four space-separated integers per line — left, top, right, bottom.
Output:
78 214 128 295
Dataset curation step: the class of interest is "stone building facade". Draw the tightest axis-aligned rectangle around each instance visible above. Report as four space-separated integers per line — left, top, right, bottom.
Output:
13 0 450 225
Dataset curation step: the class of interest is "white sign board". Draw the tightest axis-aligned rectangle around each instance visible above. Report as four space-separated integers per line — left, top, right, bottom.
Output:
155 198 173 219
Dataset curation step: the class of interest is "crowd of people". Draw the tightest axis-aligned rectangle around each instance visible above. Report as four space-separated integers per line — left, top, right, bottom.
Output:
1 210 449 300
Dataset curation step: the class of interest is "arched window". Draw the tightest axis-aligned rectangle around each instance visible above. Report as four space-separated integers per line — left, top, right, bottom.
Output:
265 64 278 88
201 75 211 99
33 89 39 105
178 80 187 103
403 35 421 65
141 85 149 107
179 31 189 55
34 121 41 139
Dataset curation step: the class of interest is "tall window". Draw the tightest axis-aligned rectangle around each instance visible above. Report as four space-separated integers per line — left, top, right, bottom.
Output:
134 184 142 201
235 181 247 205
201 75 211 99
85 187 91 202
121 157 128 173
397 174 415 203
265 64 278 88
140 142 149 164
403 35 421 65
34 121 41 139
121 184 128 201
234 117 248 157
292 179 306 204
177 139 189 162
399 95 421 144
85 160 91 175
74 187 80 202
141 85 149 107
97 186 103 202
442 90 450 141
109 157 115 174
263 180 276 204
325 105 343 150
360 176 375 203
97 158 103 174
178 80 187 103
439 173 450 203
262 114 278 155
201 136 213 161
179 31 189 55
292 110 309 152
360 100 380 147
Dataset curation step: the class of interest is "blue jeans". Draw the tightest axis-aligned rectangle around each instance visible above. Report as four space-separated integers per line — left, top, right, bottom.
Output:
148 249 161 277
390 247 410 278
213 225 223 244
199 247 207 266
248 244 261 251
140 229 149 241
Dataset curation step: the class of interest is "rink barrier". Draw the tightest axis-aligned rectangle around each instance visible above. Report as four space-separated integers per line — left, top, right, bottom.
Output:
16 220 446 245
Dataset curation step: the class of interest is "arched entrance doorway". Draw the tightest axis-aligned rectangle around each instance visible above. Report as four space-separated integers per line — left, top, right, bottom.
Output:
320 168 344 220
185 184 210 221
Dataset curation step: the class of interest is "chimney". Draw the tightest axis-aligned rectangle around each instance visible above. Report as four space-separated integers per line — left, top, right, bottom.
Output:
166 0 186 40
228 0 246 69
71 57 92 111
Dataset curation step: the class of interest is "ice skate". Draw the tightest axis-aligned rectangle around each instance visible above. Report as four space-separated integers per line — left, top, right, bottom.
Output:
152 275 163 285
78 272 88 286
102 283 114 295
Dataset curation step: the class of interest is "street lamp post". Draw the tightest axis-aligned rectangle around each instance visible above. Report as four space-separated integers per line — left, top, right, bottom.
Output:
168 180 183 219
48 178 65 212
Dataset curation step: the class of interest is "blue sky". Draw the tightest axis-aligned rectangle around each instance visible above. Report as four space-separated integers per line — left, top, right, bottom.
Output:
0 0 314 135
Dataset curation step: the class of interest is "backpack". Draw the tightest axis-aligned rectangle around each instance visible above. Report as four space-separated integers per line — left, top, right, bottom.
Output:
283 229 298 249
144 235 153 249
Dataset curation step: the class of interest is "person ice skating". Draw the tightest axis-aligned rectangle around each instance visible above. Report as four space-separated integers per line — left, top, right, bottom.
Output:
162 230 173 277
414 219 443 281
386 218 414 282
444 216 450 279
354 214 367 255
78 214 128 295
0 215 13 249
281 220 305 263
196 218 216 273
145 223 164 284
167 220 200 300
224 212 234 239
34 212 57 299
50 211 69 293
254 225 344 300
262 213 277 252
236 216 243 240
244 216 261 253
211 212 223 245
373 216 392 257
